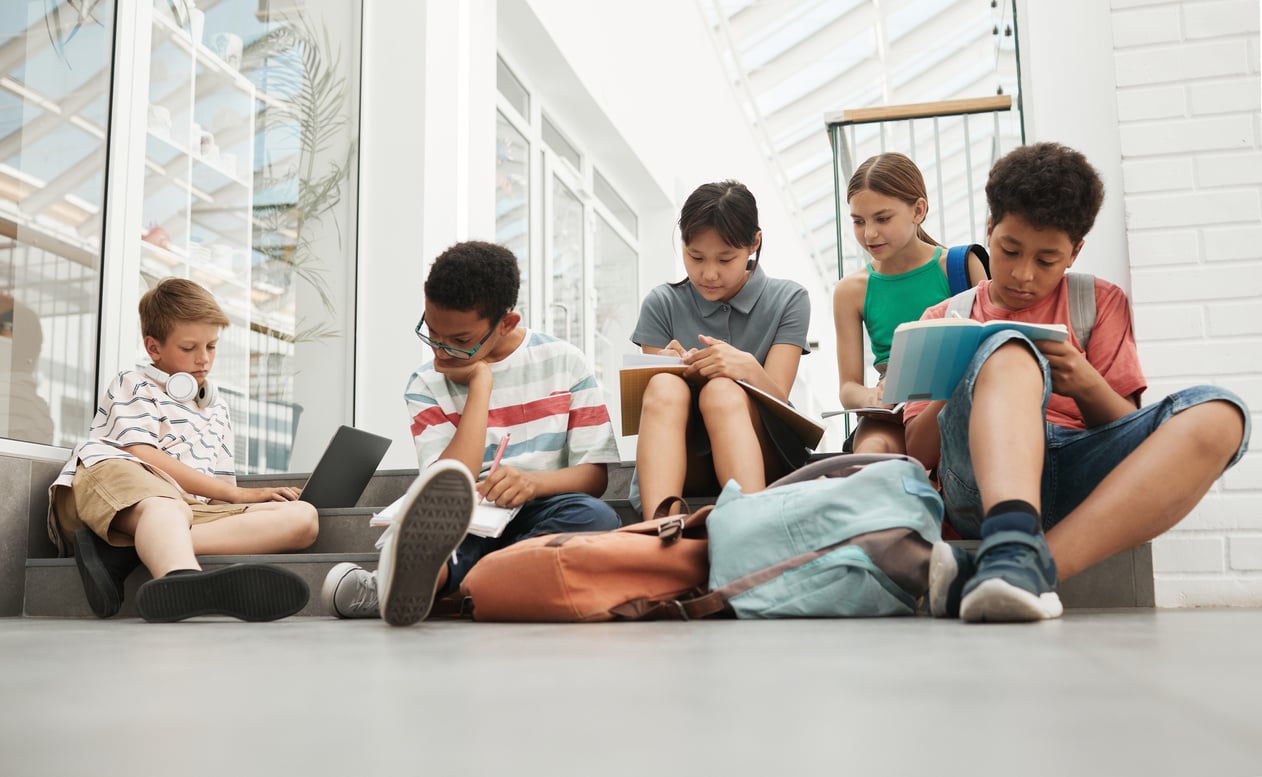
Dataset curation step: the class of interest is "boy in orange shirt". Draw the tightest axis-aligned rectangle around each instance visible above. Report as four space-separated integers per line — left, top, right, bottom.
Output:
905 143 1250 623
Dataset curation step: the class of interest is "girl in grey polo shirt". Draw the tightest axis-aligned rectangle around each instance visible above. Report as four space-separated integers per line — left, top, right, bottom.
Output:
631 180 811 521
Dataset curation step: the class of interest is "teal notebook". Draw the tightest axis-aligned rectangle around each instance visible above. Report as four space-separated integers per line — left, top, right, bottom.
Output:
883 317 1068 402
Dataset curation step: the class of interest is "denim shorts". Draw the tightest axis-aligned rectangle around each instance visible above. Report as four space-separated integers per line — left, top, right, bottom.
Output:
937 331 1251 538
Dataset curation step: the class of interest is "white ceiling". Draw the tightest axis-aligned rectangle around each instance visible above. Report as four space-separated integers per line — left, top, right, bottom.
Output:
698 0 1022 282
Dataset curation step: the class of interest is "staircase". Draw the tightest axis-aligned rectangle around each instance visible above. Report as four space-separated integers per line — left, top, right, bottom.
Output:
21 461 1153 617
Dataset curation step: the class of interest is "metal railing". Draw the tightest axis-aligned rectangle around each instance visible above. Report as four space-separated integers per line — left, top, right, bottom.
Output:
826 95 1020 280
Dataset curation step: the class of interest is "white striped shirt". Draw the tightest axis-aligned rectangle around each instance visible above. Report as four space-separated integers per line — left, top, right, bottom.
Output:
405 329 620 476
52 369 237 497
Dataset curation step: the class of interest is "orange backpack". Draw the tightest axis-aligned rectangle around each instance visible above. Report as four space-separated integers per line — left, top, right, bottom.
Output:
458 498 712 622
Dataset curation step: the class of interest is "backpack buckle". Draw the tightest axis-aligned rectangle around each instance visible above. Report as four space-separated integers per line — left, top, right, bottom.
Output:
657 516 686 543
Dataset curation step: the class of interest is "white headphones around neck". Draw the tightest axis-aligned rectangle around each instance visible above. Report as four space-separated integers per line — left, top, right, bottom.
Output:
143 364 217 409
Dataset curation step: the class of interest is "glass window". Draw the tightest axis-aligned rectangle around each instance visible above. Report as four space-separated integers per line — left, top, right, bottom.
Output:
496 110 530 322
593 214 637 432
593 169 637 238
0 3 114 446
549 175 583 350
542 114 581 172
496 56 529 118
131 0 361 472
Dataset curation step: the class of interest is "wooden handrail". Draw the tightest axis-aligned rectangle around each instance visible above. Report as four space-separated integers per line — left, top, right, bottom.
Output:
825 95 1013 127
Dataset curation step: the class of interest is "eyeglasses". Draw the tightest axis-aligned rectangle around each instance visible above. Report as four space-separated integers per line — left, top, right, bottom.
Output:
414 313 503 360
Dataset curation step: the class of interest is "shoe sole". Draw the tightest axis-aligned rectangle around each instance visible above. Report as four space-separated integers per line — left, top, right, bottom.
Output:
381 466 474 627
928 542 961 619
73 529 122 619
321 561 367 619
136 564 309 623
959 577 1064 623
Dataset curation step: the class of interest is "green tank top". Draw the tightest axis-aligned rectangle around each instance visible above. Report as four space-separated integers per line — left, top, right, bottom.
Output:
863 246 949 366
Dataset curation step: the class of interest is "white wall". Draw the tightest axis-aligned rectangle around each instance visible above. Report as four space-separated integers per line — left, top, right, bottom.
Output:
1107 0 1261 606
356 2 499 469
521 0 840 418
1015 0 1132 285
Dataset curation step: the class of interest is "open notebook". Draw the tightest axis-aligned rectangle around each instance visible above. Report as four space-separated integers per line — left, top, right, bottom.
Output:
368 491 520 539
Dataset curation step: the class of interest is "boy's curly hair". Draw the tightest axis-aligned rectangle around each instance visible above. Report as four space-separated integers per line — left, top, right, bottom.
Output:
139 278 229 342
424 241 520 321
986 142 1105 246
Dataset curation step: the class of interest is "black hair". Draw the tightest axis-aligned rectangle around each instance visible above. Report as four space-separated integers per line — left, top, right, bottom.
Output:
678 180 762 261
986 142 1105 246
423 240 520 321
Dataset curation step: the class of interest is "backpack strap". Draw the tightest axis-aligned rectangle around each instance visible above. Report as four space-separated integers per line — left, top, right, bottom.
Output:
1066 272 1096 352
945 243 991 296
946 245 970 296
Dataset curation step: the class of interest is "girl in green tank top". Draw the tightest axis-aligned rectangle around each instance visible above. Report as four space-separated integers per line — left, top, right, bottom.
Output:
831 153 986 455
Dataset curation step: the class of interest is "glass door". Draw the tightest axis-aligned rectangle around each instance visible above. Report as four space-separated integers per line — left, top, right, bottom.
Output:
543 155 587 353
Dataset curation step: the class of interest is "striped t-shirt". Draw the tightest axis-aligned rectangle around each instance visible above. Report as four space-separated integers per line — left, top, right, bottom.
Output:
405 329 620 476
51 369 237 497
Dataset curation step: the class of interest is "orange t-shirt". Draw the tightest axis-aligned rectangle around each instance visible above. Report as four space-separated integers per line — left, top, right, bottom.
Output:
902 277 1147 431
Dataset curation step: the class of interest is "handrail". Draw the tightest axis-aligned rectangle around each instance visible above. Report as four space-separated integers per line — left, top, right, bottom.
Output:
825 95 1013 128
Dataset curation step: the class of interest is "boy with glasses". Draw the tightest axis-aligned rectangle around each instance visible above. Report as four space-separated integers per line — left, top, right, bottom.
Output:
323 241 621 625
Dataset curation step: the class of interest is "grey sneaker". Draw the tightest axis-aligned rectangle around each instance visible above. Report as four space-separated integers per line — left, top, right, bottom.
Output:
928 541 976 618
379 459 475 627
321 562 380 618
959 513 1062 623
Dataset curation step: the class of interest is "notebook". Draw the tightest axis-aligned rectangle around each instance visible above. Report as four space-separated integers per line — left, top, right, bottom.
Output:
298 425 392 509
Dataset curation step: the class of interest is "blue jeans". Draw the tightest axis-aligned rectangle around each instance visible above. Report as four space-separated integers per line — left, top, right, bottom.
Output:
938 331 1251 538
439 492 619 596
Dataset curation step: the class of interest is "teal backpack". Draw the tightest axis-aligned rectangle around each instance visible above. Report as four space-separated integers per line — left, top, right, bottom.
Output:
674 454 944 619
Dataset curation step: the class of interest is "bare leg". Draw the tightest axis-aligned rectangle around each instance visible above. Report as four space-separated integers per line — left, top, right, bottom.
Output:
111 497 200 578
852 418 907 455
970 342 1045 514
637 373 692 521
1048 400 1244 580
190 500 318 555
700 378 768 493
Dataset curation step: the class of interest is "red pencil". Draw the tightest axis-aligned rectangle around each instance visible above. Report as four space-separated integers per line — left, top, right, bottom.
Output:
480 433 510 505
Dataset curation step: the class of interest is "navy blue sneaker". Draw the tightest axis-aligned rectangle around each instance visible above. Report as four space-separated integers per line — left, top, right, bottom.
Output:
928 542 976 618
959 513 1062 623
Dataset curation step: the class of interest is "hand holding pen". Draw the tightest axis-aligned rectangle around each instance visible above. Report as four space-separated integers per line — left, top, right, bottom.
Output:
477 433 510 505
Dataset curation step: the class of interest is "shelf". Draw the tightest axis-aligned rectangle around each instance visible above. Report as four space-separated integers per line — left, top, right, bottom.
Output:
151 12 256 94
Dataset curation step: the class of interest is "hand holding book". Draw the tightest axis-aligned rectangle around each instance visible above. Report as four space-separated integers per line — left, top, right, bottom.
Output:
883 317 1069 403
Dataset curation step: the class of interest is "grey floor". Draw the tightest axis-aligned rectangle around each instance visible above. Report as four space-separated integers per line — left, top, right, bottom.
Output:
2 610 1261 777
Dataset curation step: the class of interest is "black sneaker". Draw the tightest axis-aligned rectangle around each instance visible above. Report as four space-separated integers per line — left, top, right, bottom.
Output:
135 564 310 623
73 529 141 618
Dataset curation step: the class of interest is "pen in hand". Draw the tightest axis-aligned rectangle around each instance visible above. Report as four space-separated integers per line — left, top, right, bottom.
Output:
479 433 510 505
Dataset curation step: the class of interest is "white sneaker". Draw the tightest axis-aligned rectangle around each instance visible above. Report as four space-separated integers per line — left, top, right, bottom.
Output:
321 562 380 618
379 459 475 627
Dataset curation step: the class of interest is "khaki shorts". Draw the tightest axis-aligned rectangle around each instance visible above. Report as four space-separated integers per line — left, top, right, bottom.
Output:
54 458 251 548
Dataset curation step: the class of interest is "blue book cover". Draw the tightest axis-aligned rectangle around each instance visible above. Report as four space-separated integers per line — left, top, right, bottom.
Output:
883 318 1069 402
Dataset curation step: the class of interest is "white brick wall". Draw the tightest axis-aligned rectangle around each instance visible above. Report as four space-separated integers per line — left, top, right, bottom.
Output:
1111 0 1262 606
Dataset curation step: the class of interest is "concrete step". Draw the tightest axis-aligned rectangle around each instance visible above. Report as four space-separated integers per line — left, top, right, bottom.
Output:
24 553 379 618
24 540 1152 618
28 462 1152 616
238 462 639 508
306 507 384 554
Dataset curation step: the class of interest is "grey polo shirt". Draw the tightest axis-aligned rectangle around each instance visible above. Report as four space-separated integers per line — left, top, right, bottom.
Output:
631 264 811 359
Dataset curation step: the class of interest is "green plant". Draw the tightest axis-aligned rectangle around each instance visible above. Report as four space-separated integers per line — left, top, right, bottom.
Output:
44 0 190 61
243 16 356 335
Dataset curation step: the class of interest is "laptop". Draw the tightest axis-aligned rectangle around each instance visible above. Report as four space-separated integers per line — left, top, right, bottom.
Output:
298 425 393 509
